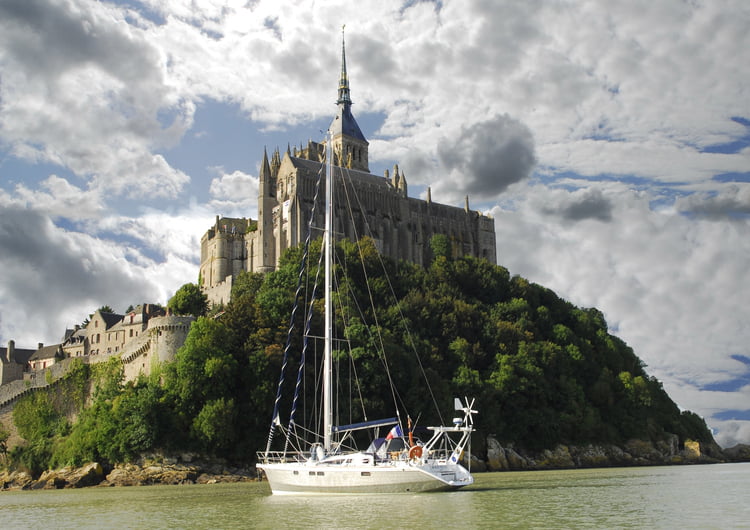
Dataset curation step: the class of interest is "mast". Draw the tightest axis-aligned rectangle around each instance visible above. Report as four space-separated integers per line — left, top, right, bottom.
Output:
323 130 334 452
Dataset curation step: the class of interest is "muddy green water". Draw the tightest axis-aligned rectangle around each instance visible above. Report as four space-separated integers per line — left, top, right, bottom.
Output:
2 463 749 528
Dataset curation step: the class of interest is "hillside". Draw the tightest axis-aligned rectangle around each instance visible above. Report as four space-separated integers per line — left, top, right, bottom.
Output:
3 236 717 475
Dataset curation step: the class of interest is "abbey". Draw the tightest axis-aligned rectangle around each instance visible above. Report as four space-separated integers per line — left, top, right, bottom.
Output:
200 34 497 305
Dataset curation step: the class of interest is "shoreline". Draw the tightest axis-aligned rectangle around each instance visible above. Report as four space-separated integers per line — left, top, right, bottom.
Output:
3 440 749 492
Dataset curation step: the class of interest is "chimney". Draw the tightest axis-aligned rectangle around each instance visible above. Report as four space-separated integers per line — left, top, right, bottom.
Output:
5 340 14 363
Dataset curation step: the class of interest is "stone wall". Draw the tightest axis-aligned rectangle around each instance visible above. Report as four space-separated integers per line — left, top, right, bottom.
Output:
0 317 194 412
202 276 233 308
120 315 193 381
0 356 90 410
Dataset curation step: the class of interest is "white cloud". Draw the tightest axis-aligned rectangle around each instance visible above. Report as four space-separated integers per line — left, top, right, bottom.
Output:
12 175 104 220
491 183 750 439
676 183 750 218
712 420 750 449
0 0 191 199
0 205 195 346
209 169 258 213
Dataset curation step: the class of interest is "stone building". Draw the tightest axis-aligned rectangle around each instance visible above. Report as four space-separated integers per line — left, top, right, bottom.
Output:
63 305 165 358
0 305 194 399
28 344 64 371
83 310 124 357
200 33 497 305
0 341 35 385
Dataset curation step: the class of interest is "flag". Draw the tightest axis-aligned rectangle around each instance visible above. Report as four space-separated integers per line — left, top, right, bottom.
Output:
385 425 403 440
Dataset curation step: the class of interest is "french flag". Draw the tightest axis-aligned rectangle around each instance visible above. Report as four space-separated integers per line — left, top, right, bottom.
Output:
385 425 403 440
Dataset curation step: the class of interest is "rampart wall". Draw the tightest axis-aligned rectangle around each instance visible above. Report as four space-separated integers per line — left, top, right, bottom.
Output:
0 317 194 414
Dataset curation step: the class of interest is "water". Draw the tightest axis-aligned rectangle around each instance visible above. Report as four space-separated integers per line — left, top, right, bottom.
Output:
2 464 749 529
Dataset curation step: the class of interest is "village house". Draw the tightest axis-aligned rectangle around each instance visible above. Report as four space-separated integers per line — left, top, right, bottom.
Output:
28 343 64 371
0 341 36 385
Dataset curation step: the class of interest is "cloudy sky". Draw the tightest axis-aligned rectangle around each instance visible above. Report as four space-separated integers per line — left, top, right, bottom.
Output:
1 0 749 447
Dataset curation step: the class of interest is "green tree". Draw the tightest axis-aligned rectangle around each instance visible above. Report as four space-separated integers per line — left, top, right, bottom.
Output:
0 423 9 463
192 398 236 451
168 283 208 317
430 234 451 261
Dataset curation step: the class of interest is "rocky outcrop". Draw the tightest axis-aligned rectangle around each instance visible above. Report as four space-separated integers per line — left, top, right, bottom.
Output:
0 456 256 491
484 435 726 470
99 456 255 487
0 470 34 490
33 462 105 489
723 443 750 461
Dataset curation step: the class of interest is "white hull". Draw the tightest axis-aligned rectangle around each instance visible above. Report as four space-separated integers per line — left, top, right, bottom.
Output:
258 461 472 495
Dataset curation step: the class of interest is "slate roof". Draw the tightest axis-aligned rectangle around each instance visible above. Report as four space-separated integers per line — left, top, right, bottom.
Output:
289 156 390 190
29 344 62 361
329 104 367 143
0 345 35 365
99 311 124 329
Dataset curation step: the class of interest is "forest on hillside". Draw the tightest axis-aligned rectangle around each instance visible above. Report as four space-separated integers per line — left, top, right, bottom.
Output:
5 236 714 474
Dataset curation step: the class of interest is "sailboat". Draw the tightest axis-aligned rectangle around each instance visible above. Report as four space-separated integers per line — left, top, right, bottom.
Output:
255 29 477 495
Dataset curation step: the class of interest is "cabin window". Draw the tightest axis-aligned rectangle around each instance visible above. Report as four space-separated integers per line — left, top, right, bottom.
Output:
361 472 371 477
309 471 316 476
293 471 299 475
317 472 324 476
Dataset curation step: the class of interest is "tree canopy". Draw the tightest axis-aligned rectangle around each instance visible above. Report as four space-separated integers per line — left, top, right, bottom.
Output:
8 238 715 471
168 283 208 317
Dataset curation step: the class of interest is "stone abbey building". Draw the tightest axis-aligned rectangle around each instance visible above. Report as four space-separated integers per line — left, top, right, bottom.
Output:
200 34 497 305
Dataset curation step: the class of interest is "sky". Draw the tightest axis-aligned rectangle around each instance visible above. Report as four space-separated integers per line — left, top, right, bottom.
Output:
1 0 749 447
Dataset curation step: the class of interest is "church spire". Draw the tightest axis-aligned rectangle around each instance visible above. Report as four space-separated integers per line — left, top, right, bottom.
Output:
337 25 352 106
329 26 368 172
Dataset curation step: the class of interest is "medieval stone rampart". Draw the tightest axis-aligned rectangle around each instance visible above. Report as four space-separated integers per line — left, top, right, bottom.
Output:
0 356 89 411
0 317 194 412
121 315 193 381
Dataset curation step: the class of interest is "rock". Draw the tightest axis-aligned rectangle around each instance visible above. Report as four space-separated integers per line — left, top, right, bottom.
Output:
505 447 529 470
682 440 702 461
486 436 509 471
0 470 34 490
571 444 612 467
536 445 574 469
724 443 750 461
468 454 487 472
680 439 723 463
67 462 105 488
656 433 679 458
625 439 662 463
104 465 143 487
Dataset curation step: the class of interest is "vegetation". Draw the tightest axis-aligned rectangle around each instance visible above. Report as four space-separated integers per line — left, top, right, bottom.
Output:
5 237 714 474
168 283 208 317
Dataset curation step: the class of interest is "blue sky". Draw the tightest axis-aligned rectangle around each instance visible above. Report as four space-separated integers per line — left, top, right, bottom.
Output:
1 0 749 447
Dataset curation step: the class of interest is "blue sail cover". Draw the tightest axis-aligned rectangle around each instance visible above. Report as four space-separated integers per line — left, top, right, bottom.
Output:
332 417 399 433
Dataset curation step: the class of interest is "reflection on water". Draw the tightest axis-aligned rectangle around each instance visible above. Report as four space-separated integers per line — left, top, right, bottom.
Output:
1 464 749 529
